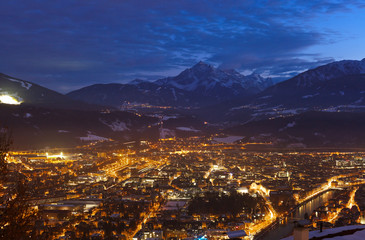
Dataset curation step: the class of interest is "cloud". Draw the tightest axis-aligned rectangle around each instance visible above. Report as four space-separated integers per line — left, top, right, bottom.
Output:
0 0 364 92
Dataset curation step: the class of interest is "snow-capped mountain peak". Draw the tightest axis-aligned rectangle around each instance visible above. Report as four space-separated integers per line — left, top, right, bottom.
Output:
191 61 215 72
295 59 365 88
128 78 147 85
155 62 272 93
222 69 242 76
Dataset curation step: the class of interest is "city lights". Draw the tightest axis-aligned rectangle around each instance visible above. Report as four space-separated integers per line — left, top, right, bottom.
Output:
3 139 365 239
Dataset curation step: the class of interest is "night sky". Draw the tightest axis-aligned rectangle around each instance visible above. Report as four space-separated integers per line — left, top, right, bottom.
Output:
1 0 365 93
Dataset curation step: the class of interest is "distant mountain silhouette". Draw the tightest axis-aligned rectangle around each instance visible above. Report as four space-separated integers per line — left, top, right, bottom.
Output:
67 62 273 108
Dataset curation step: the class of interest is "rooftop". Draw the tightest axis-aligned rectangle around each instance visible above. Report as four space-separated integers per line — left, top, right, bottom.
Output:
281 225 365 240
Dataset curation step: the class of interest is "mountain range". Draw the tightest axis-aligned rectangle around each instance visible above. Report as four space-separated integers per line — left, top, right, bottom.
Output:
2 58 365 149
226 58 365 122
67 61 273 108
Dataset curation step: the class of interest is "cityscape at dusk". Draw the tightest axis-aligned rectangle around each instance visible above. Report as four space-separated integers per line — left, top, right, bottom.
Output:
2 1 365 240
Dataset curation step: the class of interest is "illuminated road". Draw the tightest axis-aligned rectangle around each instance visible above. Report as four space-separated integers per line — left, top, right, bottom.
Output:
248 183 277 237
328 187 359 223
128 196 162 239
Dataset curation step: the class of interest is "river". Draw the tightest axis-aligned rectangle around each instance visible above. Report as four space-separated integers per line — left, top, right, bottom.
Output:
260 190 336 240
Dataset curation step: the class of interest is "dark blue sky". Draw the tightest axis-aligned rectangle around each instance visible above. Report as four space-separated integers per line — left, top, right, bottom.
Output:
1 0 365 93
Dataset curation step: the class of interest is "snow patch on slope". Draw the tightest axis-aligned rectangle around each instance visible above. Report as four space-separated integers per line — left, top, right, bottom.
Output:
171 88 177 101
279 121 296 131
58 130 69 133
213 136 244 143
354 97 364 104
7 78 32 90
302 93 319 99
159 128 175 139
287 122 296 128
79 132 109 141
100 119 130 131
176 127 200 132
